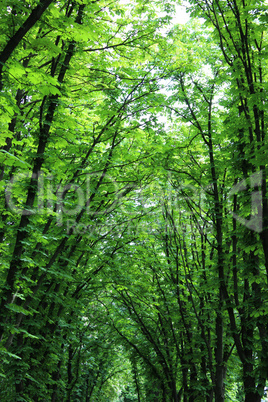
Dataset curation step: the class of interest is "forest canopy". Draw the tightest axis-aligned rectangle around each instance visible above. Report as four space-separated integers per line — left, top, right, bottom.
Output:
0 0 268 401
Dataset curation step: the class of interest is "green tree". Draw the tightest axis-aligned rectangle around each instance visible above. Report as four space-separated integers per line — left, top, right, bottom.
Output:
1 1 268 401
0 0 173 399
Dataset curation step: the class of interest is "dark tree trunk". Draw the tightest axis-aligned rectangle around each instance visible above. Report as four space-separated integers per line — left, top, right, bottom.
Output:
0 0 54 90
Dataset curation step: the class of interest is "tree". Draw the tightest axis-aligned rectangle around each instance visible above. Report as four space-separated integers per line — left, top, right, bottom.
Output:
98 6 268 399
0 0 173 398
1 0 268 400
186 2 268 400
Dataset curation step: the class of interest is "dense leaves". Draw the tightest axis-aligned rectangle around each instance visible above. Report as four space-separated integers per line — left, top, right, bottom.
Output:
0 0 268 401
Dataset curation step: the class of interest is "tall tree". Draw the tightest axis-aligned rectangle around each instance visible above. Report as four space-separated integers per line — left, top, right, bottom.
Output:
0 0 173 398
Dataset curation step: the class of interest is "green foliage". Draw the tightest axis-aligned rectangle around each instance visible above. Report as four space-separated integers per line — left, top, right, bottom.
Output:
0 1 268 401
